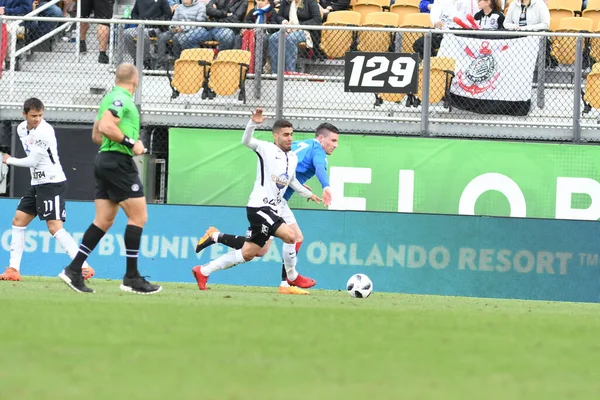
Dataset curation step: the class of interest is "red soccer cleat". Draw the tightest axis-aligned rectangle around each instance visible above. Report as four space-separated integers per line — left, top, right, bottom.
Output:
192 265 209 290
0 267 21 281
287 274 316 289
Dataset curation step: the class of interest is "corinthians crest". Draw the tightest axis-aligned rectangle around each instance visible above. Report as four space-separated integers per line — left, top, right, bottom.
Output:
457 41 508 95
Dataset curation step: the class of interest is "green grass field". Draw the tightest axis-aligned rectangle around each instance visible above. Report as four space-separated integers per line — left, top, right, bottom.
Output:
1 277 600 400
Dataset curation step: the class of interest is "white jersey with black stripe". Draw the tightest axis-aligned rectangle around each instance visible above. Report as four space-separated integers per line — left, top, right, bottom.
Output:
242 121 308 212
16 119 67 185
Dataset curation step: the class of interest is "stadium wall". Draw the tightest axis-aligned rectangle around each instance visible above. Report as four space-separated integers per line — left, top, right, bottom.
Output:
168 128 600 220
2 199 600 303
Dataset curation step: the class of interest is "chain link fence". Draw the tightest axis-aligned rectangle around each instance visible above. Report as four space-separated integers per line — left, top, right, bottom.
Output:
1 11 600 142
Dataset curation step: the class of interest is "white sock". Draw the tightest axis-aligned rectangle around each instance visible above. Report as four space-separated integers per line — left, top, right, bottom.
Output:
9 225 26 271
53 228 92 269
211 232 220 242
280 280 290 287
283 243 298 281
201 249 245 276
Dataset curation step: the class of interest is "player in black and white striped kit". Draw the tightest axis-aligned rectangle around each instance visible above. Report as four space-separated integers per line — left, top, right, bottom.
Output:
0 98 95 281
192 108 322 290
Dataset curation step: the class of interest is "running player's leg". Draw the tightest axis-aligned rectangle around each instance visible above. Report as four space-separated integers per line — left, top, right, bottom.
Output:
37 182 95 279
192 207 281 290
1 198 35 281
278 222 310 294
195 226 272 256
274 222 314 289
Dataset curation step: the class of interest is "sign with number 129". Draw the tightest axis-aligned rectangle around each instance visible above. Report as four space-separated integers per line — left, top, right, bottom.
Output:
344 52 419 94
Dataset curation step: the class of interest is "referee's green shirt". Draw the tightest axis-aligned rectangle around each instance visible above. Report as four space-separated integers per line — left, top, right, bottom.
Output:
96 86 139 156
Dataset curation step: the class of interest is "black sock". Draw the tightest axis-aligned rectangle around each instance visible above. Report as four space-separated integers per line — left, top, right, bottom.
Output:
125 224 143 278
281 265 287 281
68 224 105 273
219 233 245 250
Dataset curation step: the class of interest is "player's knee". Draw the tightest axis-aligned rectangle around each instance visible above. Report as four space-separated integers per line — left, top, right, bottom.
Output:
256 247 268 257
282 231 297 244
46 220 63 236
241 248 256 262
296 232 304 243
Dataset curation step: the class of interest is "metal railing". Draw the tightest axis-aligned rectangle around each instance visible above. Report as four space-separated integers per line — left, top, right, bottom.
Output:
0 15 599 142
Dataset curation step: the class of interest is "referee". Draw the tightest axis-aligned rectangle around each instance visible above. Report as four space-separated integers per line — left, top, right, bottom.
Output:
59 63 162 294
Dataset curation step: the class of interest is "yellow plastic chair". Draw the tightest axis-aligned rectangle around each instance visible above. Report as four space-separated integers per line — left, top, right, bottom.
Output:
352 2 382 24
208 50 252 102
357 12 399 52
170 48 214 98
389 4 420 26
320 11 361 59
399 13 433 54
551 17 594 65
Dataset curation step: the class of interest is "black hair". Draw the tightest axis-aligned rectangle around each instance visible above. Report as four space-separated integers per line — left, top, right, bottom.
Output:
273 119 293 131
315 122 339 137
23 98 44 114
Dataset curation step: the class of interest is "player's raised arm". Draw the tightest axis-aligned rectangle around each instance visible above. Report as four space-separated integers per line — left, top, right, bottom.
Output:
242 108 267 150
289 177 321 204
3 151 42 167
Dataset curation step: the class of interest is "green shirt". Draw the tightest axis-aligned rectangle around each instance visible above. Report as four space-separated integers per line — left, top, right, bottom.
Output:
96 86 140 156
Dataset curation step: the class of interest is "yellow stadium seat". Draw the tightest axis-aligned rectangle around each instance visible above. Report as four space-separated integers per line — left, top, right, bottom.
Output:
169 48 214 99
588 0 600 9
551 17 594 65
549 9 574 32
356 0 390 9
416 57 456 109
589 26 600 63
395 0 419 7
208 50 252 102
548 0 582 13
400 13 432 54
582 8 600 30
357 12 399 52
352 3 382 24
389 4 420 26
583 63 600 114
320 11 361 59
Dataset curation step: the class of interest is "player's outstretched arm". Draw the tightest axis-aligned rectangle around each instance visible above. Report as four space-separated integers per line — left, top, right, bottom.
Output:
289 177 321 204
241 108 267 150
2 151 42 168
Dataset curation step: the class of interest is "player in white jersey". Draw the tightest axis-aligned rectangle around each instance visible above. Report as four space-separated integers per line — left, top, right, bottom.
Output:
0 98 95 281
192 108 321 290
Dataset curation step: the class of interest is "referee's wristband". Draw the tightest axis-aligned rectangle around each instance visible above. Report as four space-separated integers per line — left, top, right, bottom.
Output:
120 136 136 149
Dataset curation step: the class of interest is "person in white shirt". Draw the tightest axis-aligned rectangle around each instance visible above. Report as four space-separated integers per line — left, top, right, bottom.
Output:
0 98 94 282
192 108 321 291
413 0 479 58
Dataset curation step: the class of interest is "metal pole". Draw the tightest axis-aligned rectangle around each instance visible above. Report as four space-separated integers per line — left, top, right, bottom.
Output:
0 18 3 79
536 35 545 109
9 122 17 198
134 24 144 108
275 26 285 121
76 0 81 63
254 28 263 100
572 35 583 143
420 31 432 137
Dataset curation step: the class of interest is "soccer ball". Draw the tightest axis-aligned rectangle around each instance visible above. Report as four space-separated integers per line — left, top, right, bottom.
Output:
346 274 373 298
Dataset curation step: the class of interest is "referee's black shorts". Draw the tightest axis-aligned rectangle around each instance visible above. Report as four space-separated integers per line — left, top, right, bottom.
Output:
94 151 144 203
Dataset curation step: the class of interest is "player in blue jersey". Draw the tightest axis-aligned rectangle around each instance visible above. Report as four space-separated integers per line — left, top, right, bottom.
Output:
194 122 340 294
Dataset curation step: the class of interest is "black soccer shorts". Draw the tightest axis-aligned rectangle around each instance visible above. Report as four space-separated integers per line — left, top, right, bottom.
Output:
245 206 285 247
94 151 145 203
17 181 67 221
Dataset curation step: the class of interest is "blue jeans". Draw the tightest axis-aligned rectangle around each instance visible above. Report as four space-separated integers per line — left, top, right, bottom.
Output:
28 2 64 39
180 27 235 51
268 30 306 73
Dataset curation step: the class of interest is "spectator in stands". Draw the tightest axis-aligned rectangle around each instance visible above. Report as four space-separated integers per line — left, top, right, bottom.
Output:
244 0 283 71
123 0 172 69
268 0 321 73
418 0 434 13
503 0 549 31
413 0 478 58
156 0 207 69
197 0 248 50
474 0 505 30
0 0 32 69
79 0 114 64
28 1 64 41
169 0 181 14
62 0 72 17
319 0 350 22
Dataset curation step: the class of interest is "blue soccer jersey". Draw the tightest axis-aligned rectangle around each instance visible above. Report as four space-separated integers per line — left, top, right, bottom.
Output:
283 139 330 201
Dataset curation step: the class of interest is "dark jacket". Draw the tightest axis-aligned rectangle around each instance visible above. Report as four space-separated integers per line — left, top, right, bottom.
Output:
277 0 322 49
0 0 31 15
206 0 248 23
245 5 284 24
131 0 172 30
319 0 349 12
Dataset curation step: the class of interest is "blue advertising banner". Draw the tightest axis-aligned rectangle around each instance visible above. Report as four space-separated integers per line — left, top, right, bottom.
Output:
1 199 600 302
